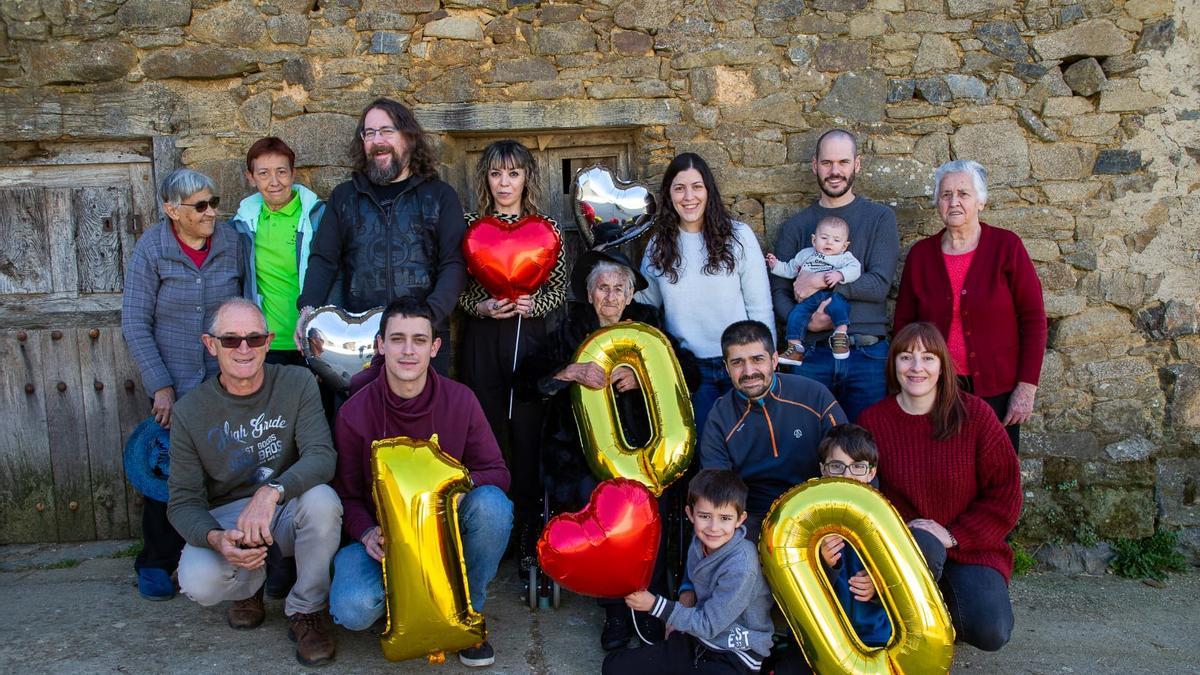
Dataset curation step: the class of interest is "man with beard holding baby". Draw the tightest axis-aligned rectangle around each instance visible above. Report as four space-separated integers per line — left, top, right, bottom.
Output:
295 98 467 374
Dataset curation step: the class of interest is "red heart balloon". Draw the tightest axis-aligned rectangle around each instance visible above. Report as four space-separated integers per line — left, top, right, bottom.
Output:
537 478 660 598
462 214 562 301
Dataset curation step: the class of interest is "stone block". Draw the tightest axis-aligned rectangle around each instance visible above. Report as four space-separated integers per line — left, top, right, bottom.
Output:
811 0 868 9
1030 142 1094 180
612 30 652 55
915 77 951 103
948 104 1009 124
1042 96 1093 118
1032 19 1133 61
30 42 136 84
888 79 914 102
816 71 887 123
117 0 191 28
1034 543 1114 575
888 12 972 34
944 74 986 100
1099 79 1165 112
1043 293 1086 318
1070 113 1120 138
506 79 584 100
1082 486 1156 539
1136 18 1175 53
1063 57 1107 96
975 21 1029 62
950 121 1029 183
723 92 806 128
1025 431 1101 459
491 57 556 83
1093 150 1143 175
369 32 408 55
814 40 868 72
1165 364 1200 431
445 0 505 11
282 57 314 88
991 73 1027 100
848 13 886 38
238 91 272 130
190 0 266 46
413 68 479 103
1103 435 1155 462
913 34 960 73
587 81 671 99
1126 0 1174 19
268 15 310 45
484 16 519 43
912 132 950 167
142 47 263 80
1017 108 1058 142
356 12 416 31
755 0 809 21
1156 458 1200 528
1055 307 1136 348
276 112 357 167
614 0 686 32
1042 181 1101 204
946 0 1009 18
424 15 483 41
532 21 596 55
857 156 933 199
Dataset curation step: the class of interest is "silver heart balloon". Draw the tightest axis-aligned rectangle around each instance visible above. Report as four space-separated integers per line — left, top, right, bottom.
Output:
301 305 383 391
571 165 657 249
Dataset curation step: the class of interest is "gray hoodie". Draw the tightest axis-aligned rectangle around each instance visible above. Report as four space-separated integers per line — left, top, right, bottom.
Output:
649 526 775 671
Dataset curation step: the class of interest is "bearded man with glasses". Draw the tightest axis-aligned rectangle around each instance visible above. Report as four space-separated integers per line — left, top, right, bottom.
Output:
295 97 468 374
167 298 343 667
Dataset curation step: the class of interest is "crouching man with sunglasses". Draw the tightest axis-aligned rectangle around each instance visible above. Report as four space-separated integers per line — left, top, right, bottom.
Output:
167 298 343 667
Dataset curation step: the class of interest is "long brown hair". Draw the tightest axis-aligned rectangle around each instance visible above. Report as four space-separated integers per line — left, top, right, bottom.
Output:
473 140 543 216
350 97 438 179
648 152 738 284
887 322 966 440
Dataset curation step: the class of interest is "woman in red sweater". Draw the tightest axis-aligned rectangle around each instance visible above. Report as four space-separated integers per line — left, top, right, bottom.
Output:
859 322 1022 652
894 159 1046 451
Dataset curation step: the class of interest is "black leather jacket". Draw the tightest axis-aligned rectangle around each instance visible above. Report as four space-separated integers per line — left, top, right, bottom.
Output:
298 172 467 330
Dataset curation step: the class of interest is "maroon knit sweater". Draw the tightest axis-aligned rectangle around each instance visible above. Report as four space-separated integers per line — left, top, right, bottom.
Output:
859 394 1022 581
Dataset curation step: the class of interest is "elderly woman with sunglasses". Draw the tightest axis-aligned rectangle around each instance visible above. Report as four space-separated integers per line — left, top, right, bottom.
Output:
121 167 246 601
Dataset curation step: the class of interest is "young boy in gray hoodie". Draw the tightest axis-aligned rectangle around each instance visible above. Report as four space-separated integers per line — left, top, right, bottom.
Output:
603 469 775 674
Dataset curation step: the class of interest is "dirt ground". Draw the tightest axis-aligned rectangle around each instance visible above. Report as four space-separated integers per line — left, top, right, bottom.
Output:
1 540 1196 674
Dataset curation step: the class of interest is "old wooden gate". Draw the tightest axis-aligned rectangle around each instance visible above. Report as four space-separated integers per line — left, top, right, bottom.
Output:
0 140 174 544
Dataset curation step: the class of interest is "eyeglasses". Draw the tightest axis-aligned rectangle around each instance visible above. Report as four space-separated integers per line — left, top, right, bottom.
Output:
178 197 221 212
361 126 399 141
212 333 272 349
821 461 874 476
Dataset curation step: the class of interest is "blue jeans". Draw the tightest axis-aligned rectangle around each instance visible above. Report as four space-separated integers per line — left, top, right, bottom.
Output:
328 484 513 630
785 291 851 343
692 356 733 441
793 338 888 423
912 528 1014 651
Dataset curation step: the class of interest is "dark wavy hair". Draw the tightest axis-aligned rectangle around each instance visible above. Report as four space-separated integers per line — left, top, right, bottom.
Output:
473 140 543 216
886 322 966 440
648 152 738 284
350 97 438 179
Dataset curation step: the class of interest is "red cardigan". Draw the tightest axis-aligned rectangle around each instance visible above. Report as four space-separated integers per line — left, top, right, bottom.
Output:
859 395 1022 581
894 222 1047 397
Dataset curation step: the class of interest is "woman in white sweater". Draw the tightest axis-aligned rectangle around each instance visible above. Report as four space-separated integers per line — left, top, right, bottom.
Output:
636 152 774 435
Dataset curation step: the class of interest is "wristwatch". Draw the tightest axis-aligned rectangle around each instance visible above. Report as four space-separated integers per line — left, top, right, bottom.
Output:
266 481 285 501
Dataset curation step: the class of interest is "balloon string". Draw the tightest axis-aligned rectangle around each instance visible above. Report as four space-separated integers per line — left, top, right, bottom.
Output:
508 314 522 419
631 606 653 645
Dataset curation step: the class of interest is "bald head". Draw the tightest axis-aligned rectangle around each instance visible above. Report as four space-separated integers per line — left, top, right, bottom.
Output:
814 129 858 160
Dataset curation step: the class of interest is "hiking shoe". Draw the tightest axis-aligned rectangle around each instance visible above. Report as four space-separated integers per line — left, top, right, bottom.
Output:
137 567 176 601
459 641 495 668
830 331 851 360
778 343 806 367
288 611 337 667
600 612 633 651
227 586 265 630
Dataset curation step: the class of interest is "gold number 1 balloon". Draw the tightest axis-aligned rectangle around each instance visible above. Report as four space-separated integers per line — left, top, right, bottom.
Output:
371 435 485 662
759 478 955 674
570 322 695 496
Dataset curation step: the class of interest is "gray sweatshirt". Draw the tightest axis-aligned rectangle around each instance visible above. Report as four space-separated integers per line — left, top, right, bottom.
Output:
649 526 775 671
167 364 336 548
770 247 862 284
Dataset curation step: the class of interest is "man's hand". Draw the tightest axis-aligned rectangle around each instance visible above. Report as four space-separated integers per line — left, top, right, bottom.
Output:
792 270 826 301
1003 382 1038 426
361 526 385 562
152 386 175 429
610 365 640 393
677 590 697 608
848 570 876 602
625 590 655 612
208 528 268 569
557 362 608 389
807 297 835 332
822 270 844 287
235 485 280 547
820 534 845 568
910 518 955 549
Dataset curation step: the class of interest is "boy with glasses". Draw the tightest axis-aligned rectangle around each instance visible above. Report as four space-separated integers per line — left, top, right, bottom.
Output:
816 424 892 648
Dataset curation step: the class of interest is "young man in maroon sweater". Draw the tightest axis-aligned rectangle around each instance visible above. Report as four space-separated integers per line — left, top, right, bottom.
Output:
327 297 512 668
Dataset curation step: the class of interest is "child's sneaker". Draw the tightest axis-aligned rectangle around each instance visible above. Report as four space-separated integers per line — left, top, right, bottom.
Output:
830 331 851 360
779 342 805 367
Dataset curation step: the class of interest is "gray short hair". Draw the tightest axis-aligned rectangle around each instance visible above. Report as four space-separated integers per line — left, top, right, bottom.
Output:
585 261 636 298
160 168 217 205
208 297 265 335
932 160 988 206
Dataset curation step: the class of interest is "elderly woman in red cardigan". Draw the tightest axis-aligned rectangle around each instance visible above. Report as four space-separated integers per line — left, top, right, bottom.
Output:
859 322 1022 651
894 159 1046 451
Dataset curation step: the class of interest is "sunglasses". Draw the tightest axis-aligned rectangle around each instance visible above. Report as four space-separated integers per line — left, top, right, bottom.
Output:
821 461 874 476
179 196 221 212
212 333 272 349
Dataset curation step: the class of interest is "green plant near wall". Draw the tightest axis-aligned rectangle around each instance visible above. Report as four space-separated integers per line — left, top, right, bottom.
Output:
1109 530 1188 581
1011 543 1037 576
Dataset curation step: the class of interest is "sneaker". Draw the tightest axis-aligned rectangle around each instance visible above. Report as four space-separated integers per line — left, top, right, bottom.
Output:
830 331 851 360
778 343 806 367
227 586 265 630
137 567 176 601
458 641 495 668
600 612 633 651
288 611 337 667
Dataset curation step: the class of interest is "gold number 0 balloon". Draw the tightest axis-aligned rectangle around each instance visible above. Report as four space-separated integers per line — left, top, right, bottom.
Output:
759 478 955 674
371 435 485 662
571 321 695 496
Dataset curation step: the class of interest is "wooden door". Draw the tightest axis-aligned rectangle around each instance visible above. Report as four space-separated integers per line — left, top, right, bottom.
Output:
0 146 163 543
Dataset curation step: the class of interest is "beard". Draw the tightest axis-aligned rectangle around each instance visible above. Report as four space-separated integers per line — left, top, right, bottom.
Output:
819 169 856 199
364 145 407 185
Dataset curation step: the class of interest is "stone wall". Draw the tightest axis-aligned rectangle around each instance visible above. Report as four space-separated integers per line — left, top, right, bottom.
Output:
1 0 1197 561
